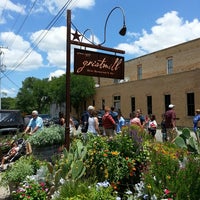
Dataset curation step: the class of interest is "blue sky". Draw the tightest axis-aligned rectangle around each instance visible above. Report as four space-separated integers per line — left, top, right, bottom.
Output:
0 0 200 97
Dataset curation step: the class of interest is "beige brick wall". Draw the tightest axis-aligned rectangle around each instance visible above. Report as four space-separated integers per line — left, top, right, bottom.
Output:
95 38 200 85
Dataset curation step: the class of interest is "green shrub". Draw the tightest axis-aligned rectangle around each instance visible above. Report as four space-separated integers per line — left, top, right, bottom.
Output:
27 125 65 147
1 155 40 186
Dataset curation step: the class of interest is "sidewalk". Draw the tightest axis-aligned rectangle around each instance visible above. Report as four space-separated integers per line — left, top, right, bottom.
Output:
155 128 196 142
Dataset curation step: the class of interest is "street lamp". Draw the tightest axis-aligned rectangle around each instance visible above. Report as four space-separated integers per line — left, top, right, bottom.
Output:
99 6 127 46
65 8 126 150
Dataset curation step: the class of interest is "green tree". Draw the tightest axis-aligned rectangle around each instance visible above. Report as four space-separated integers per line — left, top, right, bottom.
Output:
1 97 16 109
48 73 96 114
16 77 50 114
70 73 96 113
15 74 96 116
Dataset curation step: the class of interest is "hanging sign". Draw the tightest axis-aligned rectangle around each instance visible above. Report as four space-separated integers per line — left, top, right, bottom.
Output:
74 48 124 79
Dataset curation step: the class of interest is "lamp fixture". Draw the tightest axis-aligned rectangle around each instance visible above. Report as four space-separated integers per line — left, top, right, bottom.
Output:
99 6 127 46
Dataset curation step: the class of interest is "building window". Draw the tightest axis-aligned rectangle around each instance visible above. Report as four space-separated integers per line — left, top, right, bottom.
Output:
137 65 142 80
165 95 171 111
187 93 195 116
131 97 135 112
167 57 173 74
147 96 152 114
113 96 120 110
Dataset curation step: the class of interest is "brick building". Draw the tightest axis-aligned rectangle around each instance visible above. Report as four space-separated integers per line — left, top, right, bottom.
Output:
88 38 200 128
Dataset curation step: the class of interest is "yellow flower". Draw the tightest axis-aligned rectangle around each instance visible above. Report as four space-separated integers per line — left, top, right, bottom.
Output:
104 168 109 179
166 175 171 179
111 151 120 156
147 184 151 189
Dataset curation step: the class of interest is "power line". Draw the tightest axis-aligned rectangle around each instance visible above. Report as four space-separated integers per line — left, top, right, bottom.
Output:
5 0 73 77
1 0 76 96
7 0 37 49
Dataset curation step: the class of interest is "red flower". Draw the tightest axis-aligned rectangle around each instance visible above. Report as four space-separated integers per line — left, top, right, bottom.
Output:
164 188 170 195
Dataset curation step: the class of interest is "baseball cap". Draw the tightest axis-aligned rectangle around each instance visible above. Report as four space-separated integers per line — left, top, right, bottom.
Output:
169 104 175 108
196 108 200 112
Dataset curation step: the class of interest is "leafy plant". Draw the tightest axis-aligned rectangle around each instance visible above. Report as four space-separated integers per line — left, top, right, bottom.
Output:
1 155 40 187
143 143 200 200
11 179 49 200
46 139 87 196
53 179 116 200
27 125 65 147
174 127 200 154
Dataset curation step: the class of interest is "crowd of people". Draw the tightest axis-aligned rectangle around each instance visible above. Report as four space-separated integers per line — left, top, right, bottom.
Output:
80 103 200 143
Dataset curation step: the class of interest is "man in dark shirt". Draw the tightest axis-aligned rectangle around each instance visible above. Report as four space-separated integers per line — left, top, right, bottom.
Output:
165 104 177 142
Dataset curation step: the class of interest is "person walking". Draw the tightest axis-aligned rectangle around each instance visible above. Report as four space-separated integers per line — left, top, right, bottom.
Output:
116 111 125 134
102 106 116 138
148 114 158 140
161 113 167 142
80 105 95 133
136 108 146 127
130 111 142 128
165 104 177 142
110 106 119 133
58 112 65 126
193 108 200 143
87 110 100 136
24 110 43 135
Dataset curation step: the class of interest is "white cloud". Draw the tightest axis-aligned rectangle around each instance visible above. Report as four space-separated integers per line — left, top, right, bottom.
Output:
1 32 43 71
48 69 65 80
2 10 200 73
41 0 95 15
0 0 26 24
2 87 16 97
116 11 200 57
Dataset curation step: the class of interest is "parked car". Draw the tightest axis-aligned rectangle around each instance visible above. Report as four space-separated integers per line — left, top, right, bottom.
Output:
39 114 53 127
0 110 25 135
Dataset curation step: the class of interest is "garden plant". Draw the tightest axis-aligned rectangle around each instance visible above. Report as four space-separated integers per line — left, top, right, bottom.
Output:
1 126 200 199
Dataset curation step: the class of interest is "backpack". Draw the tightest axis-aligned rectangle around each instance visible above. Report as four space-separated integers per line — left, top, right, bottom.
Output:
81 111 89 133
110 111 119 124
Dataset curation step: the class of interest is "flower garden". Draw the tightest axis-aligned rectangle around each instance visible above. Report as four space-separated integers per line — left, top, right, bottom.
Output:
0 125 200 200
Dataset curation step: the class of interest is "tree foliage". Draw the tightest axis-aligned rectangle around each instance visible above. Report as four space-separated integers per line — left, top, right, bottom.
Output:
1 97 16 109
15 74 96 115
16 77 50 114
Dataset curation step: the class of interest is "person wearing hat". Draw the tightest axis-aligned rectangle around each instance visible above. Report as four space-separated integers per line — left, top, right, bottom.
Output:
164 104 177 142
24 110 43 135
193 108 200 143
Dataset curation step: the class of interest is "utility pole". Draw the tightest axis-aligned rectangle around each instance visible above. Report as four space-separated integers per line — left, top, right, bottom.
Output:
0 46 7 110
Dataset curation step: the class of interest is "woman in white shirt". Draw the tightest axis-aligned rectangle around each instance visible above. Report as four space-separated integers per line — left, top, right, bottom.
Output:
87 110 100 136
148 114 158 140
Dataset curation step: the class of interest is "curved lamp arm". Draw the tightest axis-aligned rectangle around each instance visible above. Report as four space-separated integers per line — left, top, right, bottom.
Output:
99 6 127 46
81 28 95 44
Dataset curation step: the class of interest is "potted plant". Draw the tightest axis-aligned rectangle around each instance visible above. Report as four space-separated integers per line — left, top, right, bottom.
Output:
27 125 65 161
